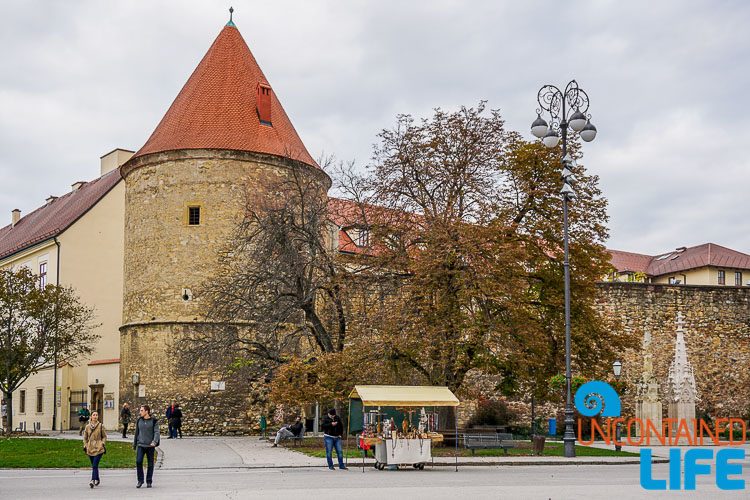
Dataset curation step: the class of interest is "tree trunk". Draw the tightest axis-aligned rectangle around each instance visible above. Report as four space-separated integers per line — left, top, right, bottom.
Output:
3 390 12 434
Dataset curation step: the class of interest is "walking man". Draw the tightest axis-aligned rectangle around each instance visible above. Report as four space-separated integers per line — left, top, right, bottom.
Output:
322 408 347 470
121 403 131 438
78 403 90 436
133 405 160 488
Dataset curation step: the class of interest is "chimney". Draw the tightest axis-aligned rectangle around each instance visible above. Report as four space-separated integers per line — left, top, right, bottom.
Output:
100 148 134 176
46 195 58 205
11 209 20 227
257 84 272 125
71 181 85 192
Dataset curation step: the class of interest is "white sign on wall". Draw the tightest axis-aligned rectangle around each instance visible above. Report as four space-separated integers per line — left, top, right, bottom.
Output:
138 385 146 397
210 381 226 391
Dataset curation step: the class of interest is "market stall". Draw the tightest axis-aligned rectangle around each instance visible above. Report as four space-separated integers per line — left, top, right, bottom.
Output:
348 385 460 472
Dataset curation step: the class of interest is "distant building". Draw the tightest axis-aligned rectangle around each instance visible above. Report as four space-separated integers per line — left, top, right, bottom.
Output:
607 243 750 286
0 149 129 431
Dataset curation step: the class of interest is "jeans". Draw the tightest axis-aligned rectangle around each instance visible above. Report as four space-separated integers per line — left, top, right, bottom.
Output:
274 427 294 445
136 446 155 484
89 454 102 481
324 435 344 469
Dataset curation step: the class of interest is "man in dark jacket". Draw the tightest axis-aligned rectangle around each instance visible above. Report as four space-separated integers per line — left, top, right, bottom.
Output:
78 404 90 436
322 408 347 470
272 416 304 446
133 405 160 488
121 403 131 438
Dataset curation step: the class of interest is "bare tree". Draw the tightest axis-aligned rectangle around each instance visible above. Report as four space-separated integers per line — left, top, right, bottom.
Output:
0 268 99 433
177 165 347 375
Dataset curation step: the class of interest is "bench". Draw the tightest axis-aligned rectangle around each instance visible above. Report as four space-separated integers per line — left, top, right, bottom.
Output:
275 428 305 446
463 433 516 455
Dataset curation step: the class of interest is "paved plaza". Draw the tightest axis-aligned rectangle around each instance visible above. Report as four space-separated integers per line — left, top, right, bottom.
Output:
1 435 747 499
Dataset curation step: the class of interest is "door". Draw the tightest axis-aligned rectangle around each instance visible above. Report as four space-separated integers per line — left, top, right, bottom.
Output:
90 385 104 426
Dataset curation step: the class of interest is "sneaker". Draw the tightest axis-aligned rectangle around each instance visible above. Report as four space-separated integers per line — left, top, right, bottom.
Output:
89 481 94 489
136 481 143 488
94 480 100 486
147 483 152 488
272 443 277 447
328 467 335 470
339 466 348 470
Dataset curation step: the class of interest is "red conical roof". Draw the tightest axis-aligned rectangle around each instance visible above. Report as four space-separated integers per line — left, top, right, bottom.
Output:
133 24 317 168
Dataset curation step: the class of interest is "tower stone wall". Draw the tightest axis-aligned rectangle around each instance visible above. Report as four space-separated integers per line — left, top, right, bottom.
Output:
119 149 330 434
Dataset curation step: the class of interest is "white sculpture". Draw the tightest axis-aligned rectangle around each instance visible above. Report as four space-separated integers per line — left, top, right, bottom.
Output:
636 328 663 438
664 312 699 442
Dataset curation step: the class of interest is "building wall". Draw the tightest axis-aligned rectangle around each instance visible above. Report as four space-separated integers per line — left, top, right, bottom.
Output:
1 178 125 430
9 364 72 432
119 149 330 434
87 362 120 429
651 266 748 286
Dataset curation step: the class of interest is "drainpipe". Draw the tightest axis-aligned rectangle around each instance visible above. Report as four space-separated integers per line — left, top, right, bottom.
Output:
51 238 61 432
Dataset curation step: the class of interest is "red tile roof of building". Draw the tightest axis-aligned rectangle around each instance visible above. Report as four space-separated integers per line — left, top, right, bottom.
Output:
133 24 317 168
607 249 652 274
0 169 122 260
608 243 750 277
88 358 120 366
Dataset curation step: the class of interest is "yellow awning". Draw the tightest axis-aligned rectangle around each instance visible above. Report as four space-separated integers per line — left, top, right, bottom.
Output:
349 385 459 407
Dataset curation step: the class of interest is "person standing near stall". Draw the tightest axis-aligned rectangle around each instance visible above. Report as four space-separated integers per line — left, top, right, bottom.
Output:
322 408 347 470
83 411 107 488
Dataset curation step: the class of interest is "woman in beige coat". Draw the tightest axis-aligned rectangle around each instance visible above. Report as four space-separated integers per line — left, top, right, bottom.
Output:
83 411 107 488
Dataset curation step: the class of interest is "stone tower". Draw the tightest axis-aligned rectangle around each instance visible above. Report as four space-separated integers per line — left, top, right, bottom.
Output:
119 20 330 433
664 311 699 441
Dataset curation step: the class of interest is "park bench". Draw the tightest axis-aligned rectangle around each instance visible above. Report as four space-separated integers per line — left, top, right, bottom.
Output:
463 433 516 455
276 427 305 447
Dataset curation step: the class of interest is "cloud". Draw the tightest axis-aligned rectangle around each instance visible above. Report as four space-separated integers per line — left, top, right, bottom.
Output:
0 0 749 255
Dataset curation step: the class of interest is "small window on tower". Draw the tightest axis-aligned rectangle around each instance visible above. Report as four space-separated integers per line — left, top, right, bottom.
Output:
188 206 201 226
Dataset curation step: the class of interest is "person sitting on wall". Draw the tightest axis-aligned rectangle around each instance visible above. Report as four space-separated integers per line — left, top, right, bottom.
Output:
272 416 304 447
78 403 91 436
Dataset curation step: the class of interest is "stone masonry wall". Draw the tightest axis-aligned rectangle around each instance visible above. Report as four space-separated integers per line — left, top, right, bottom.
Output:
119 150 330 435
595 282 750 421
478 283 750 430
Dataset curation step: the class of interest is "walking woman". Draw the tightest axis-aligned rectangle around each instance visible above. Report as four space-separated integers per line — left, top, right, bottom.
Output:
83 410 107 488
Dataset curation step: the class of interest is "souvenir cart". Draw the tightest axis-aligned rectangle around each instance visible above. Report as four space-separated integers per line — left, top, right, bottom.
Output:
348 385 460 472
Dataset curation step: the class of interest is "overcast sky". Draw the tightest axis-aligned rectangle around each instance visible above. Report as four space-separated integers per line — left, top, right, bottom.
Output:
1 1 748 254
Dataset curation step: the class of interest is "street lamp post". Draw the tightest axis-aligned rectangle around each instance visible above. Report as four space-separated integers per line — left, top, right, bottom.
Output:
612 359 623 452
531 80 597 458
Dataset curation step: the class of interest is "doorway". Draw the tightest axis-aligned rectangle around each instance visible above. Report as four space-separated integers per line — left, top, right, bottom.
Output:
89 385 104 426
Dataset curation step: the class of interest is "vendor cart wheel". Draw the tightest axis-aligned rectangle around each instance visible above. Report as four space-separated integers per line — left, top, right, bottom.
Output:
412 464 418 469
373 461 379 469
418 463 425 470
377 463 385 470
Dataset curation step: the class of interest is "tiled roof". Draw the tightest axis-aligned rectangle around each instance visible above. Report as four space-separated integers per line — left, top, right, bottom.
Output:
608 243 750 276
0 169 122 260
88 358 120 366
133 24 317 168
607 249 652 274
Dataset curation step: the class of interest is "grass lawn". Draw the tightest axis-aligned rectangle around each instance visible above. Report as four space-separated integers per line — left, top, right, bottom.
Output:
288 438 639 458
0 438 149 468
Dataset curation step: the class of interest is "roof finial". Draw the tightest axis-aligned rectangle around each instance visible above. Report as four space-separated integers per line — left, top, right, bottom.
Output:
227 6 235 27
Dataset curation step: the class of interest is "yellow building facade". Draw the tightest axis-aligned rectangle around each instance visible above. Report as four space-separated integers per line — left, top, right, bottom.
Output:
0 149 129 431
